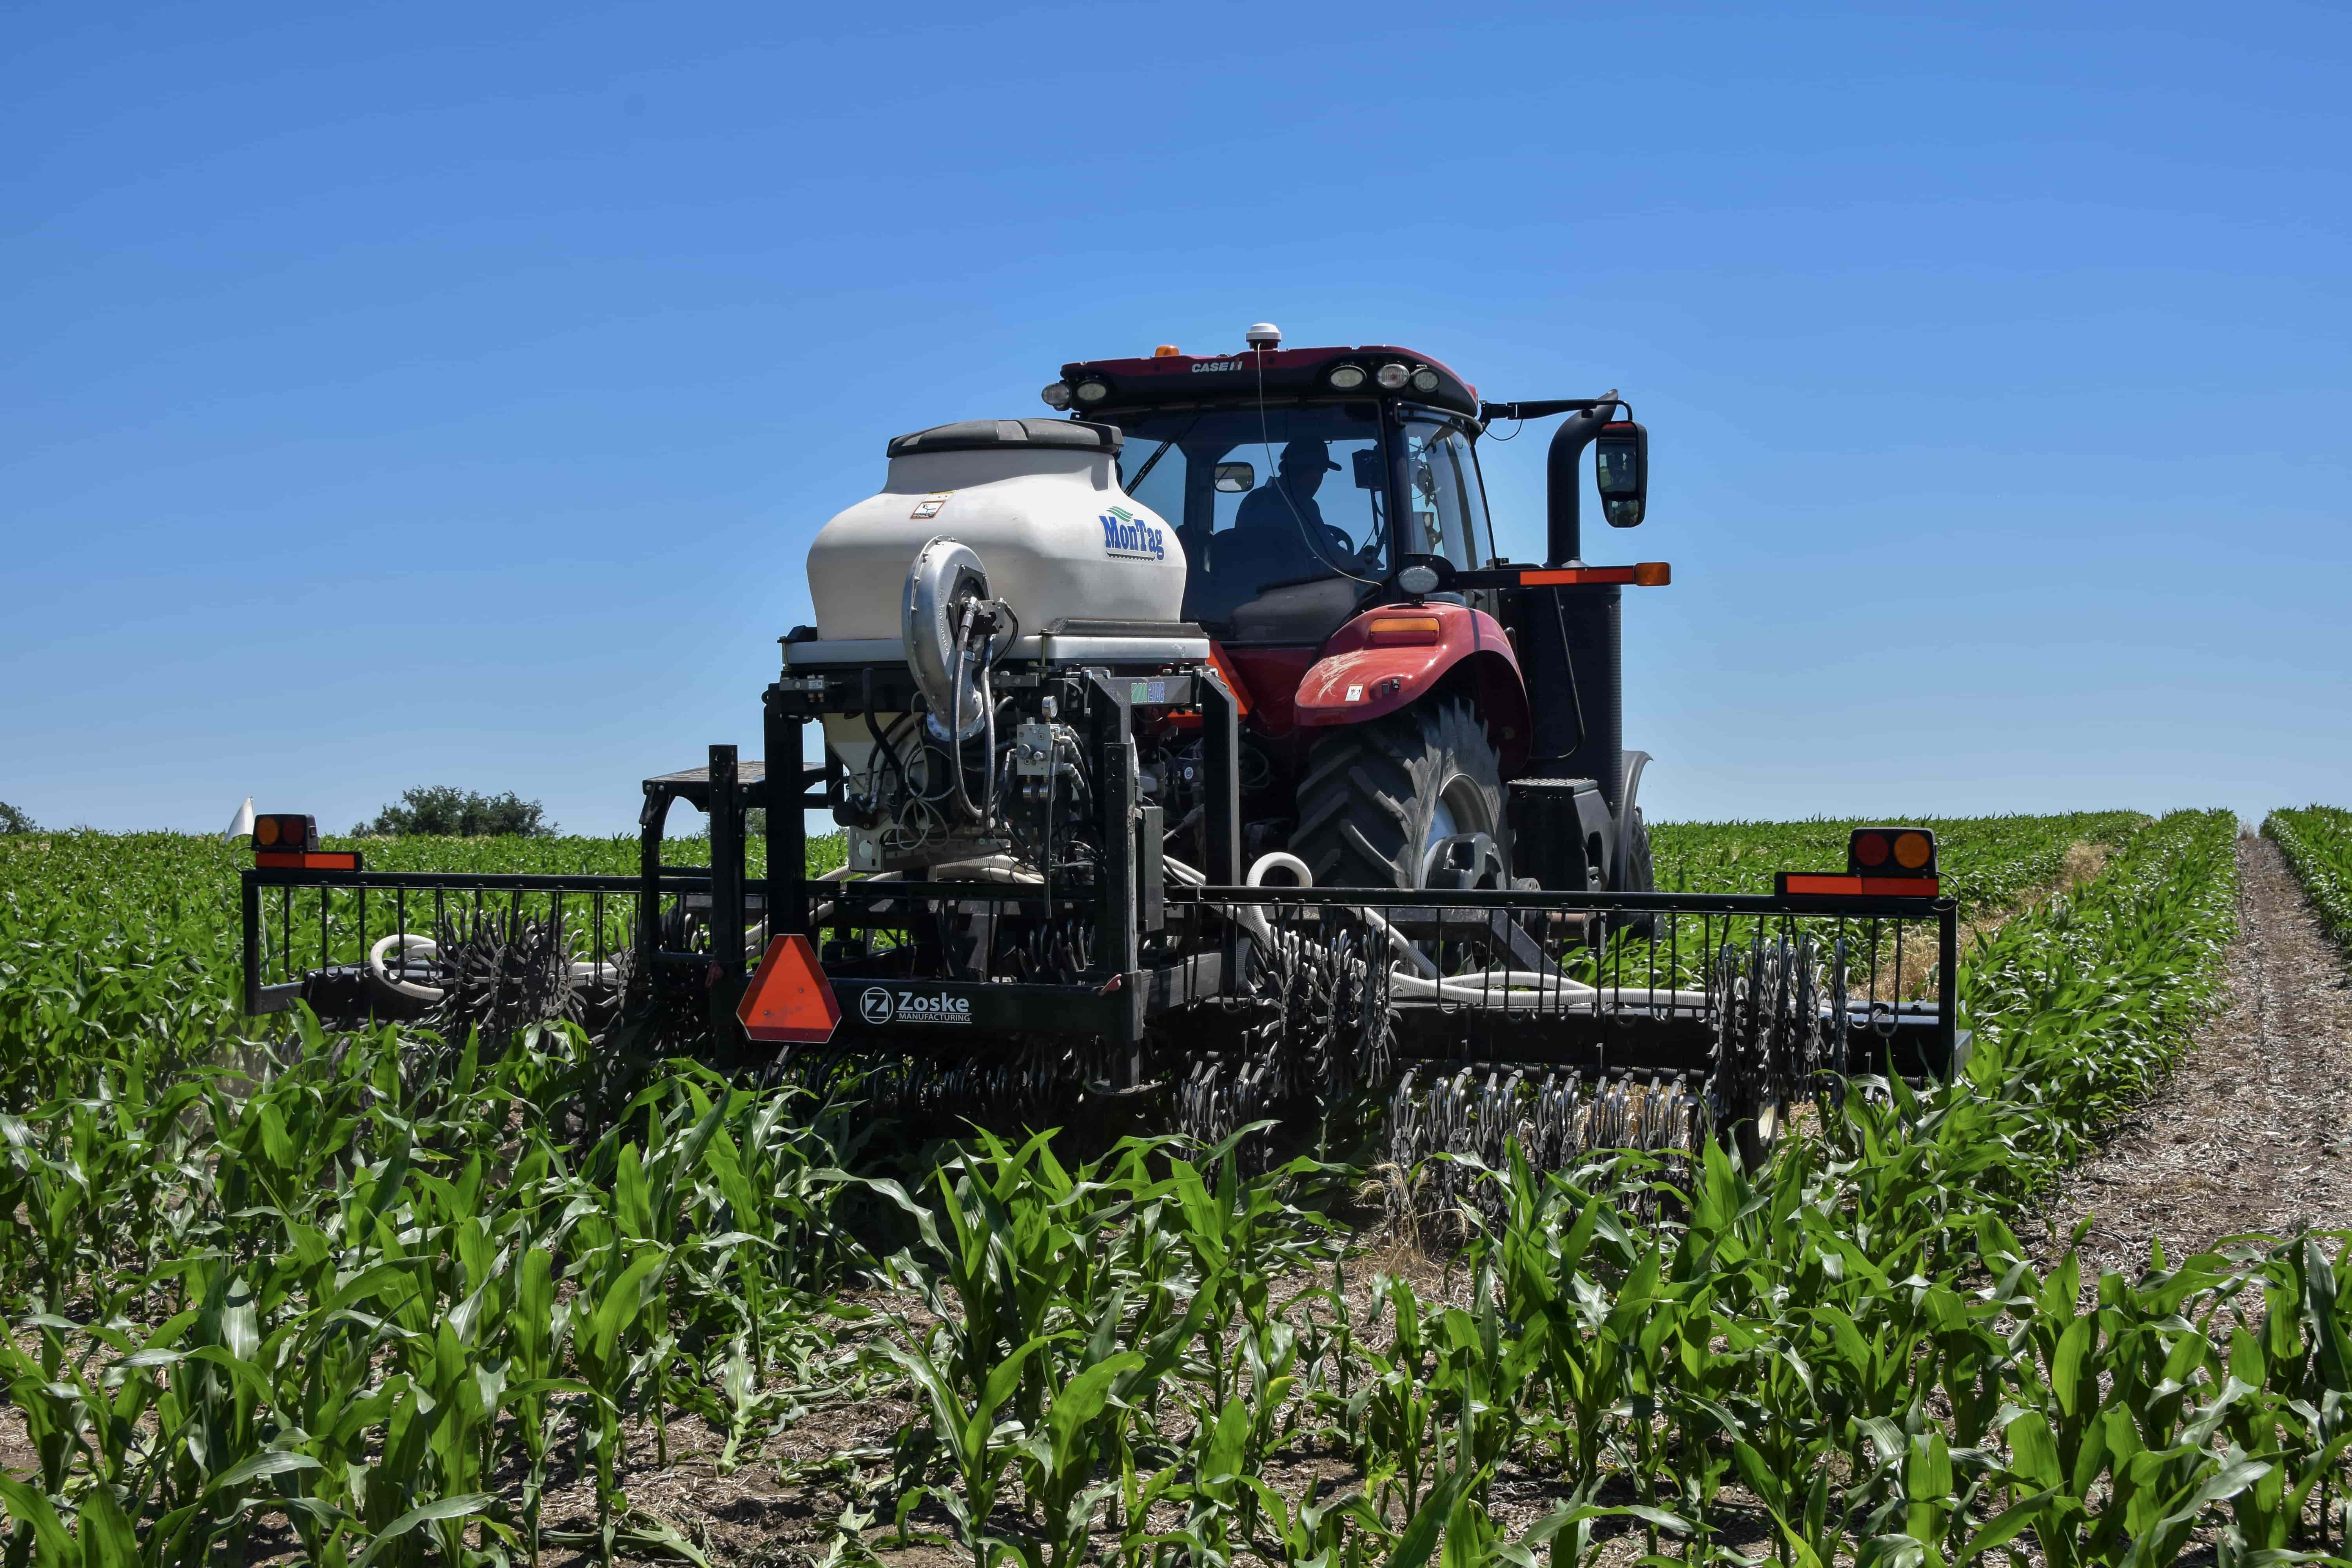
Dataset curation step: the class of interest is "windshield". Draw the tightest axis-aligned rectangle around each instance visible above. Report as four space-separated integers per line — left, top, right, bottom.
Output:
1110 405 1387 641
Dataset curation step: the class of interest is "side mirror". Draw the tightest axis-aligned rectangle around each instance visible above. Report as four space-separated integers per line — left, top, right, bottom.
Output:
1595 421 1647 527
1212 461 1254 493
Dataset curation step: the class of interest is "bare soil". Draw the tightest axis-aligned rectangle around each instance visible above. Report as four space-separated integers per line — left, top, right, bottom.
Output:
2041 833 2352 1274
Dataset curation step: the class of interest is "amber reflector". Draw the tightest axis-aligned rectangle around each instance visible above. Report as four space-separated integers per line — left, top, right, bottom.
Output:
1894 831 1933 869
1367 615 1442 644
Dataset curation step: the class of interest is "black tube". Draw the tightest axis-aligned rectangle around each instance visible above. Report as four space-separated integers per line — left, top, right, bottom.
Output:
637 788 668 979
1560 585 1623 810
710 744 744 984
1517 583 1622 808
1544 405 1616 566
764 688 806 937
240 872 261 1015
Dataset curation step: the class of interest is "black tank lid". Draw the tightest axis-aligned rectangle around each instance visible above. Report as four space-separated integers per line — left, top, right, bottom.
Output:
887 418 1123 458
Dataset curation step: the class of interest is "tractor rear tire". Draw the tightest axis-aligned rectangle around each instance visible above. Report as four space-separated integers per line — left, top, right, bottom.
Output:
1292 698 1505 891
1622 807 1654 892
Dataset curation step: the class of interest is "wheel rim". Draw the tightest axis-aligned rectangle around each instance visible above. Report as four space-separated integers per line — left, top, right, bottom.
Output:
1422 773 1495 864
1416 772 1505 975
1426 796 1458 849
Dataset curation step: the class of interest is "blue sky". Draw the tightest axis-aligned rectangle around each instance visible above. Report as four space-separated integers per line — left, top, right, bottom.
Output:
4 0 2346 834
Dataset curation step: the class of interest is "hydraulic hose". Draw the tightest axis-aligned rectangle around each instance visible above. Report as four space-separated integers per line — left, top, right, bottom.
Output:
1162 853 1705 1001
363 932 627 1003
946 600 980 821
1164 852 1442 979
1244 851 1312 887
978 648 996 824
862 668 906 808
367 934 445 1001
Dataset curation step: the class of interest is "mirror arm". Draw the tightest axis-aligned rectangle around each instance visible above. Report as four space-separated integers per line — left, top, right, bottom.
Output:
1481 395 1626 424
1479 393 1626 566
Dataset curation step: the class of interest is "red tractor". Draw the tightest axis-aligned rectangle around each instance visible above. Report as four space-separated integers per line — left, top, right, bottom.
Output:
1049 326 1662 901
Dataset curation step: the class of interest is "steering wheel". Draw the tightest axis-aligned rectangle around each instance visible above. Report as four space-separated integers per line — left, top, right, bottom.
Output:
1321 524 1357 560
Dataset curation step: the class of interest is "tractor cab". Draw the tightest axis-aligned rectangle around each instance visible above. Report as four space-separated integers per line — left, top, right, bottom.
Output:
1048 344 1495 648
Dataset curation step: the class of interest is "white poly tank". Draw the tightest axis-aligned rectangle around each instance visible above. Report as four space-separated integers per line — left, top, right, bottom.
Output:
805 419 1185 643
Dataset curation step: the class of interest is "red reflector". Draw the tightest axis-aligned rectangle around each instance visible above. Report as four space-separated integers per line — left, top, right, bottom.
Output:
254 851 361 871
737 933 842 1044
1780 872 1938 897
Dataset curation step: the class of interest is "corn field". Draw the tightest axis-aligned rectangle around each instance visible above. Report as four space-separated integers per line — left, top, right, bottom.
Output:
2265 808 2352 962
7 808 2351 1566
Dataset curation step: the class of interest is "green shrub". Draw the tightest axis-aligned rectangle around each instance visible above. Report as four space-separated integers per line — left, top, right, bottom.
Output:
356 784 553 837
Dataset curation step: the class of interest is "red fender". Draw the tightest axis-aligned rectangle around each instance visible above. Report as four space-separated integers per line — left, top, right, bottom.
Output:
1293 603 1532 773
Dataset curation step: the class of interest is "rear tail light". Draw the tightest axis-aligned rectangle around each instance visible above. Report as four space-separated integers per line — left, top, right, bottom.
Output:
1850 827 1937 877
252 814 318 851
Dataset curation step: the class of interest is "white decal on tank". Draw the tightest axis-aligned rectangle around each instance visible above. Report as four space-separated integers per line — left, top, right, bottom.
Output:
909 492 952 520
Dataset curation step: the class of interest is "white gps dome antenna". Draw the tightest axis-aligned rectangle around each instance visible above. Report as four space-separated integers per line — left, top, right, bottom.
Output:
1245 322 1281 349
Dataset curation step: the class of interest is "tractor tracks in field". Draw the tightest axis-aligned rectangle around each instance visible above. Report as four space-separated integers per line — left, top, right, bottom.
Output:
2042 834 2352 1275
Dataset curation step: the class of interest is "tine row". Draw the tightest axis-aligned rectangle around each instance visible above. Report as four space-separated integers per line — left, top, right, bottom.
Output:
1385 1063 1711 1235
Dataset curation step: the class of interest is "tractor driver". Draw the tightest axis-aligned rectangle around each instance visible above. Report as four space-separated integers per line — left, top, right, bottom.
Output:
1228 438 1348 580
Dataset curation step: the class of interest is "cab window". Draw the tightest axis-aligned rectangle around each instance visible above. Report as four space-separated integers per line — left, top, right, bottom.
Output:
1113 405 1386 642
1403 421 1486 570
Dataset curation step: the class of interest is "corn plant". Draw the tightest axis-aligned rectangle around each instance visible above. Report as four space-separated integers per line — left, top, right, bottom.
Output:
2267 805 2352 960
7 810 2335 1568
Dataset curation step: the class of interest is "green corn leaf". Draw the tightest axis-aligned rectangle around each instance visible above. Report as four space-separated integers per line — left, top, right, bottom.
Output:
1385 1466 1475 1568
352 1493 497 1568
0 1473 73 1565
203 1448 323 1496
1955 1485 2060 1561
73 1480 141 1568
